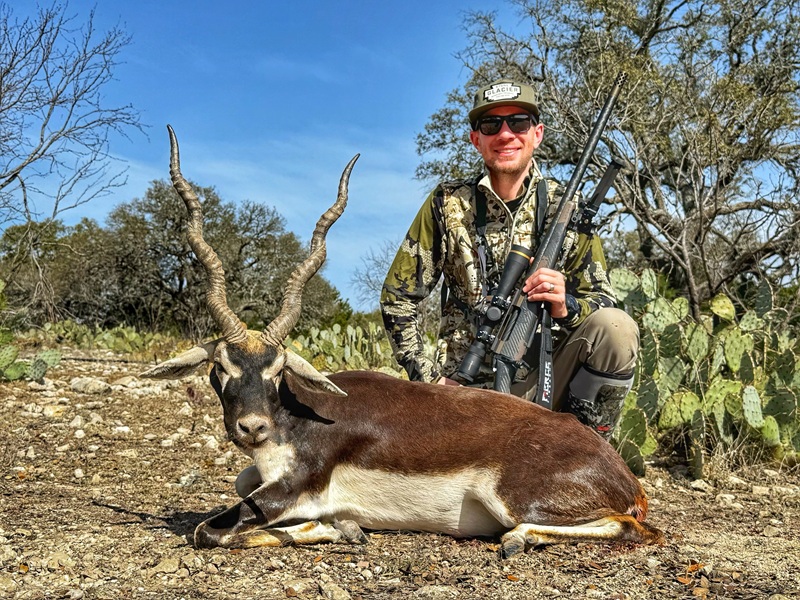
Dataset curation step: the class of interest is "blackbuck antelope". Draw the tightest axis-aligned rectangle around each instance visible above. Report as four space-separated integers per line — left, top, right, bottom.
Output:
141 126 663 557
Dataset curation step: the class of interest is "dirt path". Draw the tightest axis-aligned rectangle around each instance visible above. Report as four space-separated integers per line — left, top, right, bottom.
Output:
1 354 798 599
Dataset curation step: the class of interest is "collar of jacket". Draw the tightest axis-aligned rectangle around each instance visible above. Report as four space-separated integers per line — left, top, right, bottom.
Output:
474 160 543 207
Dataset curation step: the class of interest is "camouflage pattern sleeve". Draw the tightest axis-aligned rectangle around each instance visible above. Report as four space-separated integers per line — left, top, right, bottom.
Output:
559 232 617 329
380 190 445 383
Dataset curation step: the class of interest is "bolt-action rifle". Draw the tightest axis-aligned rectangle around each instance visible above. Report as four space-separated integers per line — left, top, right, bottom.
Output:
455 72 628 406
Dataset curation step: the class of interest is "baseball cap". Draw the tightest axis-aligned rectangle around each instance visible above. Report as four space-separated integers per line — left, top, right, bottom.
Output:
468 79 540 124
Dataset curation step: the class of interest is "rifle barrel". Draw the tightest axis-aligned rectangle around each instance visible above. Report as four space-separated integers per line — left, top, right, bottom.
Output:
532 72 627 272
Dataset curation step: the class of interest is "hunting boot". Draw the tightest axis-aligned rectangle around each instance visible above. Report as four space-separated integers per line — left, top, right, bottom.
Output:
565 365 634 440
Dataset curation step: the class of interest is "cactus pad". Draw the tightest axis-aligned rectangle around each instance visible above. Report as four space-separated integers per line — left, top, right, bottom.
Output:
658 396 684 430
617 439 646 476
705 377 742 411
675 391 703 424
761 415 781 447
636 378 662 422
684 322 710 364
2 361 26 381
754 280 773 317
774 350 797 386
639 328 658 376
710 294 736 321
672 297 690 320
660 323 683 357
763 386 797 425
657 356 686 393
643 298 681 333
640 269 659 300
742 385 765 428
739 310 764 332
35 349 61 368
619 406 648 447
609 268 640 304
723 327 753 373
26 358 48 382
0 345 19 370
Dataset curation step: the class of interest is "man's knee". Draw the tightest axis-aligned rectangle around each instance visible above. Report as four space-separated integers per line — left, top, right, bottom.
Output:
579 308 639 374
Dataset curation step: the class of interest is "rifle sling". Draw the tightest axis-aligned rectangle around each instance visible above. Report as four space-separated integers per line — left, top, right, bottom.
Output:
536 178 548 241
534 178 555 408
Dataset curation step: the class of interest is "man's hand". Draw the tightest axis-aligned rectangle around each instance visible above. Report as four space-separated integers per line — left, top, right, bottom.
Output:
522 267 567 318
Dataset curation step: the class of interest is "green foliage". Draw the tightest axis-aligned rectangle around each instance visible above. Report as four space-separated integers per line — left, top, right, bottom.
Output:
611 267 800 474
22 320 173 360
0 329 61 382
287 321 405 377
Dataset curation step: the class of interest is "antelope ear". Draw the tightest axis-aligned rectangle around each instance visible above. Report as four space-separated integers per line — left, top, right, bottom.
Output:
140 340 220 379
283 351 347 396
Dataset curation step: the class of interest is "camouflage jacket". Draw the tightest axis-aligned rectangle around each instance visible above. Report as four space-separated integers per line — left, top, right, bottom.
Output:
380 164 616 384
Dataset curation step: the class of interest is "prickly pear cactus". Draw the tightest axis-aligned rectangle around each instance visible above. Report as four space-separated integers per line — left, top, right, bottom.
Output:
710 294 736 322
742 386 765 428
639 328 658 377
636 379 661 423
657 356 686 394
2 361 26 381
675 391 703 424
609 267 649 311
618 406 648 447
26 358 48 382
36 349 61 368
761 415 781 447
658 396 684 430
659 323 683 358
287 322 400 375
684 322 709 364
623 273 799 469
640 269 659 300
609 268 639 302
773 350 797 387
617 439 646 476
723 327 753 373
754 281 773 317
739 311 764 332
763 386 797 425
0 344 19 370
704 377 742 413
643 298 681 333
671 297 690 320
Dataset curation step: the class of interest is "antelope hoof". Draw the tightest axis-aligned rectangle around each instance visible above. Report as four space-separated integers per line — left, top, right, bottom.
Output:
194 522 223 549
499 539 524 559
499 529 527 559
334 519 369 544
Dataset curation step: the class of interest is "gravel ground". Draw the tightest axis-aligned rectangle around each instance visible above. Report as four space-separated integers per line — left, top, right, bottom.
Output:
1 351 798 599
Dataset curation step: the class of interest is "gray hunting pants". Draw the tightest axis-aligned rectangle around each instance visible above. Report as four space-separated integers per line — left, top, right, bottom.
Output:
510 307 639 410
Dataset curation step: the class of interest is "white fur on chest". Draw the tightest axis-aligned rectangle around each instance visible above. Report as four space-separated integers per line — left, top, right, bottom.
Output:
252 441 297 488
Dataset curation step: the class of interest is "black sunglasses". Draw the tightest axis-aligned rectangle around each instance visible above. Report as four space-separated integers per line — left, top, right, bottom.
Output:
474 114 537 135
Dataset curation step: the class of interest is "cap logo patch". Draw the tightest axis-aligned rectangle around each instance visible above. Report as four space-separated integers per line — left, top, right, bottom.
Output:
484 83 521 102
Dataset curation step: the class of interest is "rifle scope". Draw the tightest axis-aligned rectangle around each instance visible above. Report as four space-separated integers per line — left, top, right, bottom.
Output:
456 244 532 382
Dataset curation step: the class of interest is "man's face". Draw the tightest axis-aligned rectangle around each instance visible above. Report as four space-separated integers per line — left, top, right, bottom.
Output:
469 105 544 177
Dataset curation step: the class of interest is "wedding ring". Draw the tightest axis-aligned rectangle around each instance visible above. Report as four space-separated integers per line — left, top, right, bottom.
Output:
549 283 555 293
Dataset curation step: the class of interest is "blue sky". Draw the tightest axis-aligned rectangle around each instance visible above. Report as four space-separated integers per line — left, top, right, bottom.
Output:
21 0 520 308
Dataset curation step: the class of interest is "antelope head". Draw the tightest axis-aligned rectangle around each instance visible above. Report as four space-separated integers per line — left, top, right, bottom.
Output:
141 125 358 454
